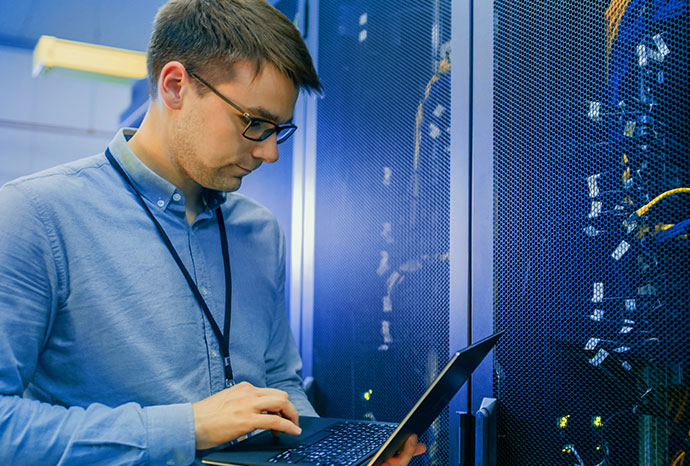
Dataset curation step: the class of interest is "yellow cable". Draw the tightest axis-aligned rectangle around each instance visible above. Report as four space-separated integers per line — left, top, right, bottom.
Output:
636 188 690 217
605 0 632 76
671 450 685 466
413 56 451 171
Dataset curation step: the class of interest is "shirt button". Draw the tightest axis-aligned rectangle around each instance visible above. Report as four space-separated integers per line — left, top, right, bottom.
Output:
173 193 182 202
157 200 165 208
211 349 218 358
201 287 208 296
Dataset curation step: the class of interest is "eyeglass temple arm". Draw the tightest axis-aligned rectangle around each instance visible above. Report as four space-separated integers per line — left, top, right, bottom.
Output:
187 70 249 118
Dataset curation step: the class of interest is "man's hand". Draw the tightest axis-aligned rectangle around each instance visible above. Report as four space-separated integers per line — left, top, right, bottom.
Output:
192 381 302 450
380 434 427 466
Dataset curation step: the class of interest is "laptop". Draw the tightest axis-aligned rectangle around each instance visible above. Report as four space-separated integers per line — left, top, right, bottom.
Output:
202 331 504 466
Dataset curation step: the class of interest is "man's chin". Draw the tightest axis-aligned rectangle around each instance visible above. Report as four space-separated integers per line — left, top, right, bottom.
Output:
196 172 243 193
213 178 242 193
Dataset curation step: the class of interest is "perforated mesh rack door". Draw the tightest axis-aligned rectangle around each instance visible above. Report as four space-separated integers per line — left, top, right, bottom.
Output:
311 1 452 465
493 1 689 465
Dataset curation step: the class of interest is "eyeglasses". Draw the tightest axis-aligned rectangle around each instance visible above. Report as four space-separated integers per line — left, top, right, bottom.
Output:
187 70 298 144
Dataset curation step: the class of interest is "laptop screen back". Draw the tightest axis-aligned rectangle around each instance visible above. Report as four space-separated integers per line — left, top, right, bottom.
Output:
366 331 504 466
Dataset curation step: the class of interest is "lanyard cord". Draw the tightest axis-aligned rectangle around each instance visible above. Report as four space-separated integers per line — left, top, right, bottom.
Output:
105 148 235 385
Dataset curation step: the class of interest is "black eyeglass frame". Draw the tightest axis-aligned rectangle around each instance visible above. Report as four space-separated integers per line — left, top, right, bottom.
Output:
187 70 298 144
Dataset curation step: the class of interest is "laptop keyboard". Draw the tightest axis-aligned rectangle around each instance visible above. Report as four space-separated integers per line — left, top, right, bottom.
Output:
268 421 397 465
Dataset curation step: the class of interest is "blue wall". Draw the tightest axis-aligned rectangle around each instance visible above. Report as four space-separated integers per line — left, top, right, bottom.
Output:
0 47 131 185
0 0 162 185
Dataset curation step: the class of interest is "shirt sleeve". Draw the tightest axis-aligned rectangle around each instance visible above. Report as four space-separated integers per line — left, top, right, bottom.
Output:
0 183 196 466
263 227 318 417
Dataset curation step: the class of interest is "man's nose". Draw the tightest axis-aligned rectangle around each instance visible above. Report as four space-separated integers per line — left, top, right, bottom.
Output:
251 137 280 164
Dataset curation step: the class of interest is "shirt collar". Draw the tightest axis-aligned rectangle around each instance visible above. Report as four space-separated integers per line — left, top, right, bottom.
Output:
106 128 226 216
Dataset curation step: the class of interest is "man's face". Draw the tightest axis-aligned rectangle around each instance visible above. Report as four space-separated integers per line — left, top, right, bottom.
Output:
168 61 298 193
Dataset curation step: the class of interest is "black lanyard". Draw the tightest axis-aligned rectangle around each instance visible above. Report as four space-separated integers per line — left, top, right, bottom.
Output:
105 148 235 387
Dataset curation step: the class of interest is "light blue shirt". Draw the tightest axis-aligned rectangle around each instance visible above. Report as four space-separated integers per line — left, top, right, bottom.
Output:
0 129 315 465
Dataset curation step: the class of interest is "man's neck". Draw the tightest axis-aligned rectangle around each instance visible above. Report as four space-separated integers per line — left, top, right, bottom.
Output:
127 113 204 224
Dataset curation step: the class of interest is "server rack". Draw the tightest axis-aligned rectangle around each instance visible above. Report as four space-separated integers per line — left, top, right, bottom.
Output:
492 1 689 464
307 1 689 465
308 1 457 465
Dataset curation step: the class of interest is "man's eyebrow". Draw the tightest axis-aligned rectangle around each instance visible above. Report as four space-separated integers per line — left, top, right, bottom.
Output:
247 106 292 125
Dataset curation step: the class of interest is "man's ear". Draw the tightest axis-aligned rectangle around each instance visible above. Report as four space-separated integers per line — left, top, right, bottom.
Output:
158 61 189 110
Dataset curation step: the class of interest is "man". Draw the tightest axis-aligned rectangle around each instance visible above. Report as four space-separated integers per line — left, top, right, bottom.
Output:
0 0 425 465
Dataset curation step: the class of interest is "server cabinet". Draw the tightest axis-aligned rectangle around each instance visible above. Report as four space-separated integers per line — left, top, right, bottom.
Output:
305 1 688 465
492 1 690 464
310 1 455 465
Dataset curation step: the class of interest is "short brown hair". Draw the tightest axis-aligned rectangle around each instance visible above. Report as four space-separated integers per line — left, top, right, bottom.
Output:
147 0 321 98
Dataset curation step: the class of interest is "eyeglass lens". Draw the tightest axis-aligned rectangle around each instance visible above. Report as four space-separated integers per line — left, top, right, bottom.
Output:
244 120 296 144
